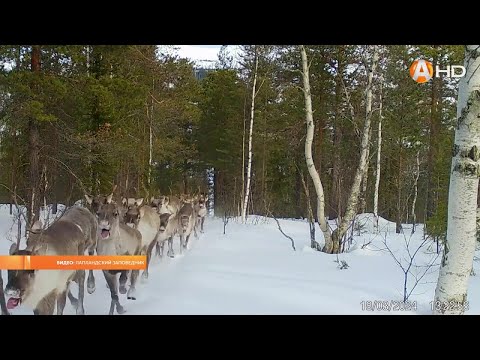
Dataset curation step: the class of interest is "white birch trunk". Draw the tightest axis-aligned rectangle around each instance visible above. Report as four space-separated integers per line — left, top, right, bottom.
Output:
241 48 258 224
360 131 371 213
411 150 420 233
300 45 332 251
241 89 247 218
433 45 480 314
86 45 90 77
373 78 383 231
148 79 154 190
148 115 153 188
331 45 378 253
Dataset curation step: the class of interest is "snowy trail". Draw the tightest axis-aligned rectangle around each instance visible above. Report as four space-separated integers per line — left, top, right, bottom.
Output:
3 206 480 315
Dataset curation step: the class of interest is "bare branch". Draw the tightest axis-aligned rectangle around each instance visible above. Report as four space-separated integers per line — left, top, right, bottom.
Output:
272 214 296 251
43 155 88 195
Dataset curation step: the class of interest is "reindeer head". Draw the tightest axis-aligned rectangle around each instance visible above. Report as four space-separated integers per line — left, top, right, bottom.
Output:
84 194 107 213
197 193 207 209
95 193 119 240
121 197 137 209
180 194 195 205
150 196 160 210
5 243 38 310
123 198 144 229
155 195 172 214
26 220 44 248
158 212 172 233
85 184 118 213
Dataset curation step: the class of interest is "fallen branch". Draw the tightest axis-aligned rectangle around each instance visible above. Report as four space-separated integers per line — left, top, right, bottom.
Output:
263 188 296 251
272 215 296 251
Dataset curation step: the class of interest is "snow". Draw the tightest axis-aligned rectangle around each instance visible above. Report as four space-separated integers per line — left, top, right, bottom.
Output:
2 204 480 315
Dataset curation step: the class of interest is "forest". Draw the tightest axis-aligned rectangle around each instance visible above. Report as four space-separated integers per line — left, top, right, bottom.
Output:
0 45 465 254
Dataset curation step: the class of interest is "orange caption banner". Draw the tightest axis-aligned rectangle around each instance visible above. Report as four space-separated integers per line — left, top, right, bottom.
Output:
0 256 146 270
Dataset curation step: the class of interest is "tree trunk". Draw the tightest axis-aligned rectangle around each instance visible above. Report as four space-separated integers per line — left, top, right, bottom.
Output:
86 45 90 77
329 47 344 220
300 45 333 252
262 97 268 215
426 50 440 220
241 87 247 219
147 79 154 192
433 45 480 315
299 167 320 250
242 47 258 223
373 78 383 231
331 45 379 253
411 150 420 234
396 144 402 234
295 167 302 218
28 45 42 227
359 126 372 214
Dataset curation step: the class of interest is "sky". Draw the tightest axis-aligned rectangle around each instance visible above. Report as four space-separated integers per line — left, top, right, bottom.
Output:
1 46 231 71
174 45 223 62
172 45 243 68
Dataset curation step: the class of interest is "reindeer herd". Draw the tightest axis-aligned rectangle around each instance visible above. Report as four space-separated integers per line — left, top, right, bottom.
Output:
0 187 209 315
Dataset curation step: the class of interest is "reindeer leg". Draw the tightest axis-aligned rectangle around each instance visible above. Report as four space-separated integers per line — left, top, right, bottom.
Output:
155 241 162 257
127 269 139 301
167 236 175 258
160 241 165 257
194 223 199 239
201 217 205 233
184 234 191 249
119 271 128 294
76 270 86 315
179 234 184 254
34 290 56 315
142 240 157 281
57 289 68 315
87 248 96 294
67 289 78 309
104 270 125 315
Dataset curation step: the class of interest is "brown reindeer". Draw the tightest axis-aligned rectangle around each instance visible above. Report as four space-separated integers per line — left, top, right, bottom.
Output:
193 193 208 233
5 206 97 315
177 199 198 254
123 198 160 281
156 212 179 258
95 194 142 315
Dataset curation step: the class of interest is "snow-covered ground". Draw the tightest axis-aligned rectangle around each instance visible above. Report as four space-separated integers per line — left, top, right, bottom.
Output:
1 203 480 315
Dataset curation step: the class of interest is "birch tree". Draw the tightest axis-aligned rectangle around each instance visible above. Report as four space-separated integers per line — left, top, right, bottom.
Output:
300 45 333 252
411 149 420 234
330 45 379 253
28 45 42 227
241 46 258 223
433 45 480 315
373 76 383 231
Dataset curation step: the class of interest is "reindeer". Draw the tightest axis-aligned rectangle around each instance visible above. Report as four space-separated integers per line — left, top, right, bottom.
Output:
193 193 208 233
121 197 137 218
123 198 160 281
156 212 179 258
0 272 9 315
151 195 181 256
152 195 181 216
96 194 142 315
177 197 198 254
4 206 97 315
